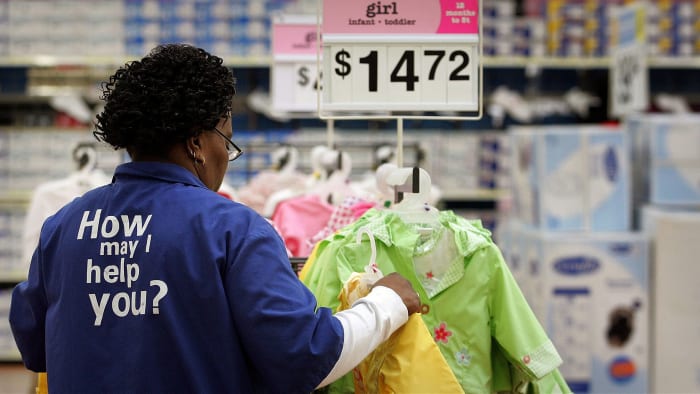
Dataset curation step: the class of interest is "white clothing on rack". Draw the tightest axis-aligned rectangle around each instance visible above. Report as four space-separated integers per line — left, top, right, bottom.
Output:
22 169 110 268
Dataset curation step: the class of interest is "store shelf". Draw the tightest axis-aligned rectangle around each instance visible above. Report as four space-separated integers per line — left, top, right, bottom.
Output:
0 192 32 206
0 55 699 69
440 189 508 202
648 56 700 69
0 272 27 284
0 354 22 363
0 55 272 68
483 55 700 69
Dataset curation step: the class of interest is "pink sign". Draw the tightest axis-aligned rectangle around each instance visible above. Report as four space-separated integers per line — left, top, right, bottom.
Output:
273 24 319 56
322 0 479 35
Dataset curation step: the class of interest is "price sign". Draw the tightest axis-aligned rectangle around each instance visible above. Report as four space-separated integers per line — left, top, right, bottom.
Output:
610 3 647 118
320 0 481 115
271 15 321 113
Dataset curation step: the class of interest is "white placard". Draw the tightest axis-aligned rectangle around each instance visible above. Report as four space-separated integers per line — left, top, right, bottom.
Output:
610 3 648 118
323 38 479 112
319 0 482 118
271 15 320 113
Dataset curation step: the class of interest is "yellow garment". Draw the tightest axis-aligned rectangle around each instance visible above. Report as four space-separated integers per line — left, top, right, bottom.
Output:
338 272 464 394
298 242 320 281
36 372 47 394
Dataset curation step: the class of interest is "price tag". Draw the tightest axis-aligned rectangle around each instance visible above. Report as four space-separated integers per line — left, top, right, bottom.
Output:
320 0 481 114
610 3 648 117
271 15 321 113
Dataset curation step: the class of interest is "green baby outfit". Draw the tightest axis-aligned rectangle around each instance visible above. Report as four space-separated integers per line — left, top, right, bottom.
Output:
302 209 571 393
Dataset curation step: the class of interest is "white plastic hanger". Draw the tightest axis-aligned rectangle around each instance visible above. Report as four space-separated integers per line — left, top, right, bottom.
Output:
309 148 354 205
73 143 97 173
356 226 379 273
356 226 383 287
381 164 440 227
270 145 299 174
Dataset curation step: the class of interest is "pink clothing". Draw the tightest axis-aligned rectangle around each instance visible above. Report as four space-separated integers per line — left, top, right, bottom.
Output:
271 194 334 257
350 201 376 220
236 170 307 214
305 196 376 253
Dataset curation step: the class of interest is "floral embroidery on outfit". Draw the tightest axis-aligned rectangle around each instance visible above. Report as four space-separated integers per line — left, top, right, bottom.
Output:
456 348 472 366
434 322 452 343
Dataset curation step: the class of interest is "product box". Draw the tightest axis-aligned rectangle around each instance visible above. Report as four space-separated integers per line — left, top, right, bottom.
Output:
625 113 700 211
503 227 650 393
639 204 700 236
509 125 631 232
497 220 543 318
647 210 700 393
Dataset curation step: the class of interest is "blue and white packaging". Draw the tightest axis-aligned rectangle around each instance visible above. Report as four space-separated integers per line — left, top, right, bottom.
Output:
626 113 700 208
505 228 649 393
510 125 630 232
501 221 545 319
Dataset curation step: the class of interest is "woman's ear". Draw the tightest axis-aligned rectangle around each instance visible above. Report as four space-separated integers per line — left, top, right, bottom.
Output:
185 135 202 159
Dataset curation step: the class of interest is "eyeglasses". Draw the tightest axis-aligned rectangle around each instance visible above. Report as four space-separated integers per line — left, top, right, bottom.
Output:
213 127 243 161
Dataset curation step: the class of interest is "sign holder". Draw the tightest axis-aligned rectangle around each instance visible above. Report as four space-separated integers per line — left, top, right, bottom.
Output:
609 2 648 118
268 13 337 148
315 0 483 166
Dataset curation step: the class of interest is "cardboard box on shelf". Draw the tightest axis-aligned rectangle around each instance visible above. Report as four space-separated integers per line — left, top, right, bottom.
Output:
510 124 631 232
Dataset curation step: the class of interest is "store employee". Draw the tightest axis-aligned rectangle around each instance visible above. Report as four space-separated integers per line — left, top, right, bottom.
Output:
9 43 421 393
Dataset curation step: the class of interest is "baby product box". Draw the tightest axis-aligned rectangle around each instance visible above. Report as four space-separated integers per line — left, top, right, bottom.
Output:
640 207 700 393
512 228 649 393
626 113 700 211
499 220 546 321
509 125 631 232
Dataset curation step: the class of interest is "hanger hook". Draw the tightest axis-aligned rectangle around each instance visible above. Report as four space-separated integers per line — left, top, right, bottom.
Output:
356 226 378 272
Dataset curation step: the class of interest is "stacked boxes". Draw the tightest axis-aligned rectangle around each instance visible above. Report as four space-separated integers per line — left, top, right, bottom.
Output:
0 0 300 58
626 113 700 212
482 0 517 57
529 229 648 394
502 223 649 394
0 0 698 60
510 125 630 232
512 17 546 57
541 0 700 58
503 124 649 393
482 0 546 57
641 209 700 393
646 0 698 57
7 1 125 57
429 130 510 233
629 114 700 393
546 0 622 57
429 130 510 203
123 0 272 57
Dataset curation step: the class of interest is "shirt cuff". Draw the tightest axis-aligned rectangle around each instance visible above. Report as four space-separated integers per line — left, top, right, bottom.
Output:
520 339 563 379
360 285 409 333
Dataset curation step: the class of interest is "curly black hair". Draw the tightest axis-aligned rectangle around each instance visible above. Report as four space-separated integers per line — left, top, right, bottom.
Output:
94 43 236 157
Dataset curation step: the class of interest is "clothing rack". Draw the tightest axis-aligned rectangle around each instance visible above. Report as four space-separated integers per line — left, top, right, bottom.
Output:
240 140 426 183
